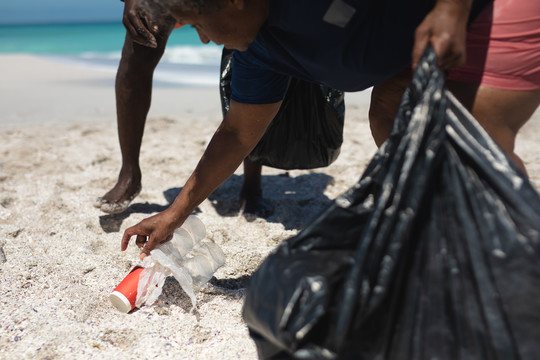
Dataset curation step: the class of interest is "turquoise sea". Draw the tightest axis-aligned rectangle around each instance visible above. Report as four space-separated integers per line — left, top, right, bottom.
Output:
0 22 223 86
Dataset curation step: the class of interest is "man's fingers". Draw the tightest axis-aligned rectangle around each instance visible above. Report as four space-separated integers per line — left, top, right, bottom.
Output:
135 235 147 248
144 15 160 35
132 10 158 47
432 42 465 70
121 229 133 251
139 235 155 260
139 246 151 260
133 23 157 48
138 232 173 259
123 21 146 45
124 14 157 48
412 29 430 69
121 227 146 251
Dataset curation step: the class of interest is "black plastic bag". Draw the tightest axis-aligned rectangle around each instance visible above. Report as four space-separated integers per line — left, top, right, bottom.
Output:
220 49 345 170
242 47 540 360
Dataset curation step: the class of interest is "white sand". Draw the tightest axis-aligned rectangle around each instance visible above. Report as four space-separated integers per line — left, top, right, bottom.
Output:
0 54 539 359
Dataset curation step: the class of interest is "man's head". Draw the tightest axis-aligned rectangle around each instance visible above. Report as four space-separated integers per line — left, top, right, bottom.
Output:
142 0 268 51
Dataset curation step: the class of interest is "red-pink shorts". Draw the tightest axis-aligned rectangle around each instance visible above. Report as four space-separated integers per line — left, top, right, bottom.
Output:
448 0 540 90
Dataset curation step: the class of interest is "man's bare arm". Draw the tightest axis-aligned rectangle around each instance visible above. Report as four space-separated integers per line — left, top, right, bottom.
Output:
121 100 282 258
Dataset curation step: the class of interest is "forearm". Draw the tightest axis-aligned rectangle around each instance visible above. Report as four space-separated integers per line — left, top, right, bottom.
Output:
434 0 472 18
436 0 472 8
169 126 258 223
166 101 281 226
120 101 281 257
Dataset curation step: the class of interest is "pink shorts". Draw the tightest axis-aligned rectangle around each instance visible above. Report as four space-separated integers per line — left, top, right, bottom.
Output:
448 0 540 90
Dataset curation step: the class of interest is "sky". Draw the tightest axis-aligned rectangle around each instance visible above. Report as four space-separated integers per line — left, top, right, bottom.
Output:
0 0 124 25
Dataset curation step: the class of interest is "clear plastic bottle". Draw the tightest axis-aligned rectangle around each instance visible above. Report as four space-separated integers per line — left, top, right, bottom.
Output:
134 215 226 309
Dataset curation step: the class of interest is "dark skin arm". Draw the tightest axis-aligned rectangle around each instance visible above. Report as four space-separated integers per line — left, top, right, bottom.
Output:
121 100 282 259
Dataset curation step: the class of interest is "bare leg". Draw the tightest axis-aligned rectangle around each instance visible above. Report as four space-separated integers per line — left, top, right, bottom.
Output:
369 69 540 176
447 81 540 175
369 68 412 146
95 28 171 214
240 158 273 216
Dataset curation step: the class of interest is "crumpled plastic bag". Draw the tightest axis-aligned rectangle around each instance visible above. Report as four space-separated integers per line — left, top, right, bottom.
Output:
135 215 226 309
242 46 540 359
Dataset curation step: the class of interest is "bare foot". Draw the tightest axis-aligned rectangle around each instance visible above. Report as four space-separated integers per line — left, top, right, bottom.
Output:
240 192 274 218
94 178 142 214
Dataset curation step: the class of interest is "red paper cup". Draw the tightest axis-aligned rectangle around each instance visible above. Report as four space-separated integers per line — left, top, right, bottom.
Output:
109 266 144 313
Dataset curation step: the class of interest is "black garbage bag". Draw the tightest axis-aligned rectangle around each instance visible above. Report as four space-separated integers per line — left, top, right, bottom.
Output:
242 46 540 360
220 49 345 170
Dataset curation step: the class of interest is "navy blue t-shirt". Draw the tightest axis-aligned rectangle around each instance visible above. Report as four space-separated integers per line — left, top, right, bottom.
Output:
231 0 490 104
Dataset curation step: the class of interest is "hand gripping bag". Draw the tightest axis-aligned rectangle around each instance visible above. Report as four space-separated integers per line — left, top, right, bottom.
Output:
242 46 540 360
220 49 345 170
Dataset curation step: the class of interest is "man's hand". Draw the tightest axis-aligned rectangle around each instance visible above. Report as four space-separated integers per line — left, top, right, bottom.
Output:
122 0 159 48
412 0 472 70
119 100 281 260
121 209 179 259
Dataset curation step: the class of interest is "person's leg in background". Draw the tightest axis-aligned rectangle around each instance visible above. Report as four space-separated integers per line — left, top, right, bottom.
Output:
240 158 273 216
447 83 540 175
95 19 174 214
368 0 540 176
368 68 413 148
446 0 540 175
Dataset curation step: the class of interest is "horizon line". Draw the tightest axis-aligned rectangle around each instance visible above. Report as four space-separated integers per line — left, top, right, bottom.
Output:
0 18 120 27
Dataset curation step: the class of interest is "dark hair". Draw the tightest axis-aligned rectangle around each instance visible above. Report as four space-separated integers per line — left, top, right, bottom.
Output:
141 0 225 18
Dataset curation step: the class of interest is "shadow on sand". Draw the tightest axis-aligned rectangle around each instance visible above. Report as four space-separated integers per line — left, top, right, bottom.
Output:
99 171 334 233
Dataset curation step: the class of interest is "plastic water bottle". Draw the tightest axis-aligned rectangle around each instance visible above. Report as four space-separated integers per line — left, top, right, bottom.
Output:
133 215 226 310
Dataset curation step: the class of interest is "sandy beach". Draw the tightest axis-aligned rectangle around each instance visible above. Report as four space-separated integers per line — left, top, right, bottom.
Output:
1 54 539 359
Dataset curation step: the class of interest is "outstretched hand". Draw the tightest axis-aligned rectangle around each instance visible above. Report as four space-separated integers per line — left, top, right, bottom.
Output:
122 0 159 48
121 210 180 260
412 0 471 70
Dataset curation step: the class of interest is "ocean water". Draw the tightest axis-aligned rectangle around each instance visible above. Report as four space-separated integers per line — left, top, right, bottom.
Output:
0 22 223 87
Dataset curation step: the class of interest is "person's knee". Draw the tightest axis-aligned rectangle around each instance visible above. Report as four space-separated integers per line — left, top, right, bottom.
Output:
119 32 167 73
368 68 412 147
368 93 395 147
